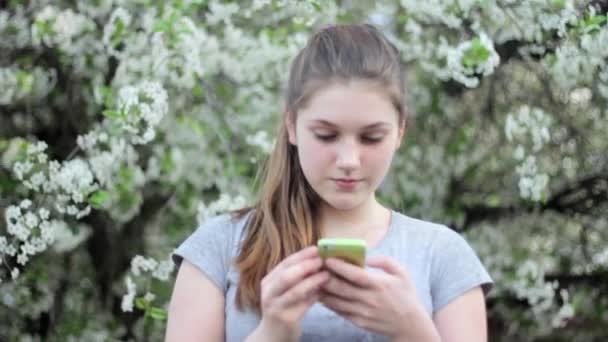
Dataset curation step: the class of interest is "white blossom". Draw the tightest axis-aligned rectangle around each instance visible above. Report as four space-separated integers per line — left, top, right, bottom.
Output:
116 81 169 144
443 33 500 88
51 222 91 253
121 276 136 312
31 6 96 55
6 205 30 242
197 193 248 224
516 156 549 202
246 130 275 154
206 1 239 25
551 289 575 328
152 259 175 282
130 255 158 277
143 292 156 302
102 7 132 58
19 199 32 209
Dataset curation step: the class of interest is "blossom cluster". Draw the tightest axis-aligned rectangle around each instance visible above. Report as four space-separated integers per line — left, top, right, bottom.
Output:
467 216 579 335
0 7 31 50
196 193 249 225
512 259 574 328
1 0 607 339
2 200 57 282
245 130 275 154
11 141 99 218
549 24 608 92
31 5 97 55
0 66 56 105
114 81 169 145
505 106 553 201
121 255 174 312
102 7 132 58
440 33 500 88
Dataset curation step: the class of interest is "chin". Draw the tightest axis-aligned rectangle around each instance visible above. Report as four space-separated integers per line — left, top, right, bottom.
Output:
322 194 364 211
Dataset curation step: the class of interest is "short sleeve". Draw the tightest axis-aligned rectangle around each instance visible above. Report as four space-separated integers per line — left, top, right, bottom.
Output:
430 227 494 313
171 214 237 293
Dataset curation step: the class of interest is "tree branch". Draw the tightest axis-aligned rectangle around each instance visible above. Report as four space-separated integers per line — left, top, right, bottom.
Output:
455 172 608 230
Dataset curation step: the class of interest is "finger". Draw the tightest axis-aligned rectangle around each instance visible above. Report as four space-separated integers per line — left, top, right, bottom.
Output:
279 270 330 307
265 246 318 281
336 311 375 333
271 246 319 275
318 292 362 317
266 257 324 299
321 274 367 302
324 258 373 288
365 256 405 277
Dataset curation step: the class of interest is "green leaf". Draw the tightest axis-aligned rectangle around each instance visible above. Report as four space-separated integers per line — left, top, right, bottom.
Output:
110 19 125 47
552 0 565 9
461 37 491 68
578 14 607 33
161 150 173 173
102 110 121 119
585 15 606 27
153 21 168 33
173 0 185 10
447 126 468 155
192 84 204 99
89 190 110 209
310 1 322 12
135 297 148 310
397 14 409 25
149 307 168 320
16 71 34 93
487 194 501 207
0 139 8 151
34 20 52 36
153 11 180 34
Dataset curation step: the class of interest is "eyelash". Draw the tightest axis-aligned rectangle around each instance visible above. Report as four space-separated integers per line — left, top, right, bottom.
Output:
315 134 383 144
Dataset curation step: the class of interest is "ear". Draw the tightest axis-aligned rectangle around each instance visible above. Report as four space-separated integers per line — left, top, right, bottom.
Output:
285 110 297 146
395 123 406 149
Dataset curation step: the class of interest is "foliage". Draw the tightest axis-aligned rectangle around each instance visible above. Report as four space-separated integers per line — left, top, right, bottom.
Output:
1 0 607 340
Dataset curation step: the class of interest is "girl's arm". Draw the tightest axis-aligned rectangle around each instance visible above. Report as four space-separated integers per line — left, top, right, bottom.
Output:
432 287 488 342
165 259 225 342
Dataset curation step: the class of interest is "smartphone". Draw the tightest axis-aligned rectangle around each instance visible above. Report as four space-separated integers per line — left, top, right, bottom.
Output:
317 238 366 267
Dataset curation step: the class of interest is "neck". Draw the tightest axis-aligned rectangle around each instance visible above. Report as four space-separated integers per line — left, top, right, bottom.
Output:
317 194 391 245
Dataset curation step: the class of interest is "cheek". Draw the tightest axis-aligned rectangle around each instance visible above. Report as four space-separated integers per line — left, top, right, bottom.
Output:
365 144 395 173
297 139 334 177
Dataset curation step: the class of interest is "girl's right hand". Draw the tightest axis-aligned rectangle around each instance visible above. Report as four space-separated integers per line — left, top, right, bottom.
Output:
255 246 330 342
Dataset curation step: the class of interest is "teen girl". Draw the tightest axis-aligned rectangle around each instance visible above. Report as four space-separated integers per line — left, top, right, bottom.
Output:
166 24 493 342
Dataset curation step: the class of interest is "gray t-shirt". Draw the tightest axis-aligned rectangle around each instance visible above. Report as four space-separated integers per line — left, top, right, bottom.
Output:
172 209 493 341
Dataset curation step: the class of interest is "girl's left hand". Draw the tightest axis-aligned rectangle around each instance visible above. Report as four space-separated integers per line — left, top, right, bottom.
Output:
318 256 439 341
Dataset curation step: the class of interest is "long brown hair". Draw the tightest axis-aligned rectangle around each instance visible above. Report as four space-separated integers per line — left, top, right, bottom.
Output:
232 23 408 313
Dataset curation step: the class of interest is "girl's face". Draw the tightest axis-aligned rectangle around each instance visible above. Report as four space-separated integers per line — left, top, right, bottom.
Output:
286 80 405 211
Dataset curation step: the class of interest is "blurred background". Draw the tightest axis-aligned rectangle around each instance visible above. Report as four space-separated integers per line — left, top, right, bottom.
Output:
1 0 607 341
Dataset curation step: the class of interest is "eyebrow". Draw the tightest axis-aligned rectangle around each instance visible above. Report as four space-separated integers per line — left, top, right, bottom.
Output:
309 119 392 129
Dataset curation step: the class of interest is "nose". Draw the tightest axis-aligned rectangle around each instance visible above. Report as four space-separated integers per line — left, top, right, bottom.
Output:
335 139 361 172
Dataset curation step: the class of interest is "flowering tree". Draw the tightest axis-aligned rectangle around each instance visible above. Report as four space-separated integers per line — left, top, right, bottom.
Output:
1 0 607 340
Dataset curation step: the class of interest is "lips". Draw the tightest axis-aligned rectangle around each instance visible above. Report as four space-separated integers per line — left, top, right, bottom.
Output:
332 178 361 189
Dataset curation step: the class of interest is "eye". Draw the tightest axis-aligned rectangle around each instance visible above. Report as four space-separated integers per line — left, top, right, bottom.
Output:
361 135 384 144
315 134 337 142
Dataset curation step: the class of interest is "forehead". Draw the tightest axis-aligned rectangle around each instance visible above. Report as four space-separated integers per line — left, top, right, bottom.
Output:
297 80 398 128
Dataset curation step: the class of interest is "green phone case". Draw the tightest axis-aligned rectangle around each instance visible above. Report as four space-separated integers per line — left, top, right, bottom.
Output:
317 238 366 267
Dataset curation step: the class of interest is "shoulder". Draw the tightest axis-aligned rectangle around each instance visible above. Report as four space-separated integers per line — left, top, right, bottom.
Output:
195 209 254 242
388 210 478 261
172 209 254 263
390 210 458 244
